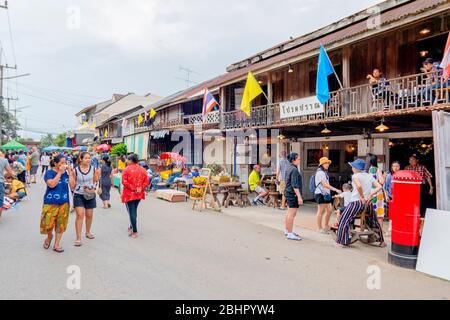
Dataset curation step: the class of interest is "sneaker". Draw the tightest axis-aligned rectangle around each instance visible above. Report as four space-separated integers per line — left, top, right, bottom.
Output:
257 199 265 206
284 230 300 237
319 229 330 234
252 199 258 206
286 233 302 241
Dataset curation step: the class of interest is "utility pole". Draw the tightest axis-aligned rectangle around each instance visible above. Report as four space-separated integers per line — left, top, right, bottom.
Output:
0 62 17 145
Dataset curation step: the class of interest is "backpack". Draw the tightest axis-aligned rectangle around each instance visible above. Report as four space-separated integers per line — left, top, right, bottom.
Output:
309 173 317 194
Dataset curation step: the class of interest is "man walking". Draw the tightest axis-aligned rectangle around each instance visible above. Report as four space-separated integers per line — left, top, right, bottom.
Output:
29 147 40 184
276 151 290 210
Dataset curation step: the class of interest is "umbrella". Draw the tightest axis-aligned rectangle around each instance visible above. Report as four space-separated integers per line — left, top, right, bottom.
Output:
95 144 112 152
74 146 88 151
42 145 60 153
1 140 28 151
159 152 186 162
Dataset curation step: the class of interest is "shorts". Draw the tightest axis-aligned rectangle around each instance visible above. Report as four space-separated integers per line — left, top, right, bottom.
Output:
286 192 299 209
17 191 26 200
279 181 286 194
0 183 4 208
315 193 332 204
254 186 267 194
30 165 39 175
73 193 97 209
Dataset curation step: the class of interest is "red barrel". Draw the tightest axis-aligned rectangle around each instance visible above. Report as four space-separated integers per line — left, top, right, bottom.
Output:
388 170 422 269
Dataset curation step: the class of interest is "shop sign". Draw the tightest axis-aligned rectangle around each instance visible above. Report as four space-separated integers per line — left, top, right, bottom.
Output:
151 130 170 139
280 96 324 119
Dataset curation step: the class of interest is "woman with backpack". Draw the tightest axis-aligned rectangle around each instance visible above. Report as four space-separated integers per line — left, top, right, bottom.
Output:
312 157 341 234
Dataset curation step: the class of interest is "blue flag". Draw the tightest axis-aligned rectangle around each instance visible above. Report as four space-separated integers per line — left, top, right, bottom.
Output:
316 45 335 104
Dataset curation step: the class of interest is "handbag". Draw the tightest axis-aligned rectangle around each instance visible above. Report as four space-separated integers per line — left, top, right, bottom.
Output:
78 167 96 201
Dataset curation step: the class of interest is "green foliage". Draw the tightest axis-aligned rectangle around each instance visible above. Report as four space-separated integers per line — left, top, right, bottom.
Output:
206 163 224 176
0 105 20 141
39 134 54 149
110 143 127 156
54 133 67 147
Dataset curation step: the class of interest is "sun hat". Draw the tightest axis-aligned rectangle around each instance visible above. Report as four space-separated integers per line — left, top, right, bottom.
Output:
349 158 366 171
319 157 332 166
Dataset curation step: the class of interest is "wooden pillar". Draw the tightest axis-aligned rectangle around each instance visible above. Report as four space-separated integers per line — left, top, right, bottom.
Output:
342 46 351 88
267 72 273 104
220 86 226 129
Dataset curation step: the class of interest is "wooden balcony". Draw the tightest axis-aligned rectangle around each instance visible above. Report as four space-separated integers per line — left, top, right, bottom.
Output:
221 72 450 130
133 111 220 133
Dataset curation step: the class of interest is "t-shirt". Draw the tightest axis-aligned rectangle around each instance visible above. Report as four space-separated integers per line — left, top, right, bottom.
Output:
118 160 126 171
43 170 70 205
41 155 51 166
285 163 302 195
339 191 352 207
248 170 260 191
30 152 40 166
350 172 376 203
0 158 11 183
11 180 26 194
277 158 290 182
314 169 330 195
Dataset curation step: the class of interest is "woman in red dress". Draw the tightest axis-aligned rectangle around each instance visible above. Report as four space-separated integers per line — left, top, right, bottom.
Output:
121 154 150 238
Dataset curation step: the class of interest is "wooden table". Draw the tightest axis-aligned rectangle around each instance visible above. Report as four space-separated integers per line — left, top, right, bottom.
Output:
219 182 244 208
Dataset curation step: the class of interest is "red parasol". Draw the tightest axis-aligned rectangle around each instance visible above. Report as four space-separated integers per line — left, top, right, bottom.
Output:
95 144 112 152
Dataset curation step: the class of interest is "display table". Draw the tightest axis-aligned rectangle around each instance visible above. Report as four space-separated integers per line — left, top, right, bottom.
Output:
156 189 187 203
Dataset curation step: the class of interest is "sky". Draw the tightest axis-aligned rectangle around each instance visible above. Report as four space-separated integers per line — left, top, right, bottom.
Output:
0 0 381 140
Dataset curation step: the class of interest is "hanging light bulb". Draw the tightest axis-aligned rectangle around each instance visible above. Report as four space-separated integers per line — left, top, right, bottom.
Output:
321 125 332 134
288 64 294 73
376 119 389 132
278 134 286 140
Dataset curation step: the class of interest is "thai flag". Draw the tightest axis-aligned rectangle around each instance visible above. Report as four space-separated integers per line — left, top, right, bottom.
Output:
202 88 219 120
440 32 450 81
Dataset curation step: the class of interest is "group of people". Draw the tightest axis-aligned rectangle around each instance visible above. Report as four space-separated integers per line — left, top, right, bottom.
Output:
261 149 434 248
366 57 449 107
40 151 149 253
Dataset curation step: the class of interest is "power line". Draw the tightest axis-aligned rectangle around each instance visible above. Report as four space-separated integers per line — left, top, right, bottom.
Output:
11 89 82 109
6 8 16 67
5 79 107 100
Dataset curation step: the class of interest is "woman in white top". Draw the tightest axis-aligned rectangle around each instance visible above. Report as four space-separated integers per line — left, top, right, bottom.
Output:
314 157 341 234
40 153 51 176
335 159 385 248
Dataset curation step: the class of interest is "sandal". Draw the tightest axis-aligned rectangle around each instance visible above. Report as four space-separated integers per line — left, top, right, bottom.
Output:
74 240 82 247
86 234 95 240
128 227 133 237
53 247 65 253
43 238 52 250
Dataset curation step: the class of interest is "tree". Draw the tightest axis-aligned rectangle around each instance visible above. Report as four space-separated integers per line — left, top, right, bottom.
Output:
54 133 67 147
40 134 54 149
0 105 21 142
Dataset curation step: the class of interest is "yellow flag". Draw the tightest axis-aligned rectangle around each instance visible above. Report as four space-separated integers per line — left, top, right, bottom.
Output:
83 121 88 128
240 71 263 117
149 108 156 119
104 129 108 138
90 122 95 129
138 114 144 125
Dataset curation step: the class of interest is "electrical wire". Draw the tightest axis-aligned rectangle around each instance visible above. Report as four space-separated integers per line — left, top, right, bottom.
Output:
11 89 82 109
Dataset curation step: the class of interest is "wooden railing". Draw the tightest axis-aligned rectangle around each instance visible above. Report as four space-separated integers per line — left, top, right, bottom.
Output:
221 72 450 129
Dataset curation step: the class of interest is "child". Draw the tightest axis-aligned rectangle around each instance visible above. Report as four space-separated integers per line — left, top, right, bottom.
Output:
5 173 27 202
333 183 352 228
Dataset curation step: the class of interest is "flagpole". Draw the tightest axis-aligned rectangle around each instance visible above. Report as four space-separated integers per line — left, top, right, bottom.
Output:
322 44 344 89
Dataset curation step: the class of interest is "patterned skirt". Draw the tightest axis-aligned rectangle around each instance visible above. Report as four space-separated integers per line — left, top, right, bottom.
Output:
40 203 70 235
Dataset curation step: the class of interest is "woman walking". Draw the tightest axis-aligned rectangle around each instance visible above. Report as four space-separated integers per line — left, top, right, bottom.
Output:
121 154 149 238
73 152 101 247
41 152 51 176
384 161 401 202
100 155 113 209
368 155 386 232
314 157 341 234
283 153 304 241
40 155 75 253
336 159 385 248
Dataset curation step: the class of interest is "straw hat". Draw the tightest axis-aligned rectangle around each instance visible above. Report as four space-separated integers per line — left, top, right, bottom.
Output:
319 157 332 166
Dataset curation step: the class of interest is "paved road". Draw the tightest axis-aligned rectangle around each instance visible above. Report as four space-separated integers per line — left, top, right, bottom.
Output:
0 177 449 300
